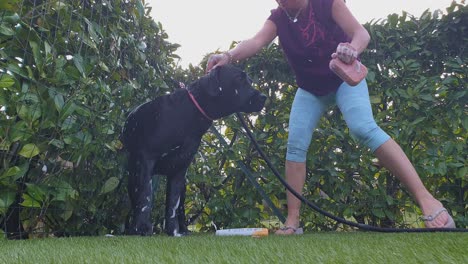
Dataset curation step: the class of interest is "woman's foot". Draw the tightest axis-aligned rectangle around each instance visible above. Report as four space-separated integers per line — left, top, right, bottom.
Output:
275 226 303 235
275 217 302 235
420 198 456 228
421 207 456 228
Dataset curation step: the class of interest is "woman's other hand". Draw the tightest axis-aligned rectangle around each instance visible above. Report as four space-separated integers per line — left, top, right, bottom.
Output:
331 42 358 64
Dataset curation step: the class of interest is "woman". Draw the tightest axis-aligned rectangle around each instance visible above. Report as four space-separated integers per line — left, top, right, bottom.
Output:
206 0 455 235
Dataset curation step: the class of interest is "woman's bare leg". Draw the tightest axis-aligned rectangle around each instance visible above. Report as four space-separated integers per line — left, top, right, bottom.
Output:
275 160 306 234
374 139 450 227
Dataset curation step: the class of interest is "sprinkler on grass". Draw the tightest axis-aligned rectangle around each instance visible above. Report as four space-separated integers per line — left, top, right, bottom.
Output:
215 228 269 237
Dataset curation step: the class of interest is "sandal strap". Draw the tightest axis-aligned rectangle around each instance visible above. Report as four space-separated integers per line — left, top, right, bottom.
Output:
280 226 298 232
420 208 447 222
278 226 303 234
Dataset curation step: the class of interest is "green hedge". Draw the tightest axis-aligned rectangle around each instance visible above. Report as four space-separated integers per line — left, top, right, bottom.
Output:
0 0 178 237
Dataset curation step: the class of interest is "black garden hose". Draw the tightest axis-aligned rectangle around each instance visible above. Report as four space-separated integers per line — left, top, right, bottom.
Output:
236 113 467 233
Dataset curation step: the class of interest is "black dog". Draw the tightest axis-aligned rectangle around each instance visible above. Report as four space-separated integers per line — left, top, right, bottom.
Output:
121 65 266 236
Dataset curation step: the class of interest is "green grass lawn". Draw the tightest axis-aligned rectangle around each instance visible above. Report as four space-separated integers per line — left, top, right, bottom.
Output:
0 232 467 264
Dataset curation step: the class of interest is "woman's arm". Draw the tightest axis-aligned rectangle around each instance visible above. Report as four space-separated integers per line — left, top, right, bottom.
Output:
206 20 277 71
228 20 277 61
331 0 370 56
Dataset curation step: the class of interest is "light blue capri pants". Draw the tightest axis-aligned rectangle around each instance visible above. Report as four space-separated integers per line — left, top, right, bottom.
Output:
286 80 391 162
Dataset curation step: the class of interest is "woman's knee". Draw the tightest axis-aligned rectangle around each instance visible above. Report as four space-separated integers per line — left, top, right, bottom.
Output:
348 120 376 139
348 121 390 151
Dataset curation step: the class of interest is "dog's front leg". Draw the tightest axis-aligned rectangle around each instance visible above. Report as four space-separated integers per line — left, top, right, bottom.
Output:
165 168 187 236
176 185 190 235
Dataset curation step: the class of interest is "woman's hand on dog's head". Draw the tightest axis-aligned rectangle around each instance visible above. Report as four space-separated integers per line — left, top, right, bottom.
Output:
206 53 230 73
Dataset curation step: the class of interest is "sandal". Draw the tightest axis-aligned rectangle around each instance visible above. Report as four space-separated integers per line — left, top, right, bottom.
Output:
421 208 456 228
275 226 303 235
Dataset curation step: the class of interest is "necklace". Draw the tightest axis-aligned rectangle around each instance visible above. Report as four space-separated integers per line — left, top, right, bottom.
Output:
284 7 303 23
281 0 307 23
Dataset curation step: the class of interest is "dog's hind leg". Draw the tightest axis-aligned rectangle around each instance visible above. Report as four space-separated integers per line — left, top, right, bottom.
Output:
176 185 190 235
165 168 188 236
128 154 155 236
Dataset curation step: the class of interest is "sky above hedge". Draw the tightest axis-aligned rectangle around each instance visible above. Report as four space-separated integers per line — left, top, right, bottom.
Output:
148 0 460 68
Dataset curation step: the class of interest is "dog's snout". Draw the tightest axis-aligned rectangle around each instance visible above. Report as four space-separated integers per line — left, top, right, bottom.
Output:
239 91 266 113
252 89 267 104
255 93 267 109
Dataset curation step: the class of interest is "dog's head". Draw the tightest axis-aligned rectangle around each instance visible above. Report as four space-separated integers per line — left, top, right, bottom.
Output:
194 65 266 119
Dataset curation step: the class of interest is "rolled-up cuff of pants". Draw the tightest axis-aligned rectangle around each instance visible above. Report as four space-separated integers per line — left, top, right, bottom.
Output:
369 132 391 153
286 144 308 163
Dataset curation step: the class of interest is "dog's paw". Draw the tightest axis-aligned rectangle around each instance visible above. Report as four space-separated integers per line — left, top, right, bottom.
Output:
180 230 191 236
165 225 190 237
166 229 189 237
177 223 190 234
128 222 153 236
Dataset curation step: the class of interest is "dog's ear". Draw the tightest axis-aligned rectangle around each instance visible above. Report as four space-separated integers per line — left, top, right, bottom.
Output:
205 66 223 97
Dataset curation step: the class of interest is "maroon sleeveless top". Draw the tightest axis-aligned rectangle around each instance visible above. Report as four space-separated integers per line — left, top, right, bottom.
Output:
268 0 350 95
